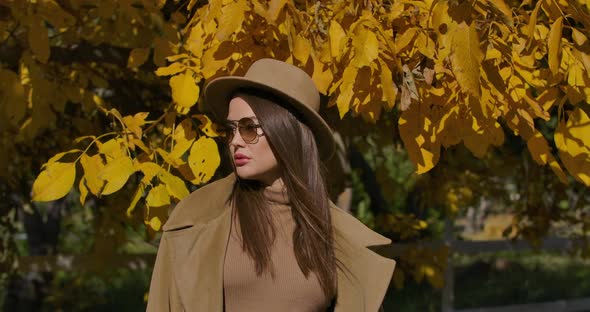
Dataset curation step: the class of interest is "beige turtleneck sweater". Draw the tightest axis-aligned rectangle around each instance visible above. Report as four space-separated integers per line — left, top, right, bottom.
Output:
223 180 330 312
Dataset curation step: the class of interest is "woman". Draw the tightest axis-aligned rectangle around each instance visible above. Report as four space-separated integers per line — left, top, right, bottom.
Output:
146 59 395 312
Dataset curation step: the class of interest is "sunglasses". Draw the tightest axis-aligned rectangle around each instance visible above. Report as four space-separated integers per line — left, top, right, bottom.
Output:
220 117 264 144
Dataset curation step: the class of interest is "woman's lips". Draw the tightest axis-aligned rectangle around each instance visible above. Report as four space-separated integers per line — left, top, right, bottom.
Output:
235 158 250 166
234 153 250 166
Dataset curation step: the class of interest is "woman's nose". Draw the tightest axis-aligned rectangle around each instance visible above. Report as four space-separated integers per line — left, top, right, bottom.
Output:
229 128 245 147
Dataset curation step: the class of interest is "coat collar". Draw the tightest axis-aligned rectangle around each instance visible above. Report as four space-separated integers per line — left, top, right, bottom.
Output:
163 173 395 312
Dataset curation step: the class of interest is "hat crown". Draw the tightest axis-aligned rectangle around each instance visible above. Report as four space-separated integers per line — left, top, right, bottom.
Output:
242 58 320 113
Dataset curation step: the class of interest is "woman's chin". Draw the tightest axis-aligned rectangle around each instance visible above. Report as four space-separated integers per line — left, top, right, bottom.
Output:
235 167 256 180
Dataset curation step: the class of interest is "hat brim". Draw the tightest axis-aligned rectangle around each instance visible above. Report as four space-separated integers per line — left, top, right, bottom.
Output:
202 76 335 160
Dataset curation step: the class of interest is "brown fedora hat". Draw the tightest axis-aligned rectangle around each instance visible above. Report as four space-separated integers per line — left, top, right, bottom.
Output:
201 58 335 160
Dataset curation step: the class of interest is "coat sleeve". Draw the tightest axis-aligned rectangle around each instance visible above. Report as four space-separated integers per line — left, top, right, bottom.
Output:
146 233 175 312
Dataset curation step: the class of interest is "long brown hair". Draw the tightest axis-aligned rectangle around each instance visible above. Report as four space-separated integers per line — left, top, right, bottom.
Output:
226 89 338 299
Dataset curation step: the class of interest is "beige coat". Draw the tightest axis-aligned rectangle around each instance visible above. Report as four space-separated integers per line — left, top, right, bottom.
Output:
146 173 396 312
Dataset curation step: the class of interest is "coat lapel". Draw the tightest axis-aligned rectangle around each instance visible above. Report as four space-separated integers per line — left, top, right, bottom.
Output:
162 173 395 312
331 204 396 311
163 173 235 312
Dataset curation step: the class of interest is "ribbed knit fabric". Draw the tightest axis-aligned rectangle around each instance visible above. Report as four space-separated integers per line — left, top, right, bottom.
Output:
223 179 329 312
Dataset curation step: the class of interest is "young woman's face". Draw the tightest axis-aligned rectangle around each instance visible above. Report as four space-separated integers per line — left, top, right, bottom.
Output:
226 95 280 186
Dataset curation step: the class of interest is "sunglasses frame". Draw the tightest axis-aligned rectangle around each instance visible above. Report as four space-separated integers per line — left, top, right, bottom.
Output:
221 117 264 144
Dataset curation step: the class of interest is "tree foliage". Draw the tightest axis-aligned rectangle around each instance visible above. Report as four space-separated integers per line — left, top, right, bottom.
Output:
1 0 590 292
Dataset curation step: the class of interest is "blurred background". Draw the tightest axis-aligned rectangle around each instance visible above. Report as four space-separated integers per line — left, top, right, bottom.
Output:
2 0 590 311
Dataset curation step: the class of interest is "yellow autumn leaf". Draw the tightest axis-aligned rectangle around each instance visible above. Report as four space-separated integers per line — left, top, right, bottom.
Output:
32 162 76 201
266 0 288 22
395 27 418 52
352 27 379 68
137 161 162 184
526 1 542 41
122 112 149 138
293 34 311 64
80 153 106 195
185 22 206 58
527 131 552 165
126 183 145 217
174 118 197 142
170 70 200 111
28 20 50 64
200 44 232 79
130 136 150 153
527 131 568 183
157 148 186 168
159 170 189 200
567 62 585 87
450 21 483 98
79 178 89 206
99 156 136 195
216 0 249 41
170 118 197 159
146 216 162 231
415 31 436 59
461 115 493 158
437 106 462 147
548 16 563 76
486 0 513 26
329 21 347 61
536 88 560 111
194 114 222 137
398 104 439 174
171 138 196 162
555 108 590 186
42 149 82 169
166 54 190 63
572 28 587 46
188 136 220 185
97 138 126 161
127 48 150 68
146 184 170 207
311 55 334 95
379 60 397 110
155 62 186 76
336 66 358 119
485 47 502 60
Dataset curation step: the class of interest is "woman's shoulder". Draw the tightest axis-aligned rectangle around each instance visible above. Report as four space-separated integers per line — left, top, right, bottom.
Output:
162 173 236 231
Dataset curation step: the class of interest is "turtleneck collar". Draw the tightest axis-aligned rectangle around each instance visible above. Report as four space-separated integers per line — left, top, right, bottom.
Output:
262 177 290 205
